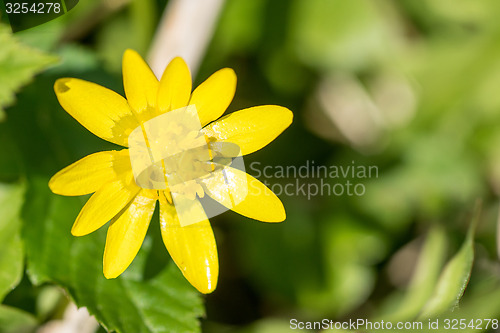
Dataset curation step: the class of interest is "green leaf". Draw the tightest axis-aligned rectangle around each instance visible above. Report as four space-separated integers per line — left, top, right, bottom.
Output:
381 226 447 321
418 210 479 319
0 24 57 121
0 305 37 333
23 177 204 333
0 181 25 301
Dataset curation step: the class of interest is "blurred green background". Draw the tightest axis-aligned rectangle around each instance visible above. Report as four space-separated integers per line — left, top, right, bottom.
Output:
2 0 500 332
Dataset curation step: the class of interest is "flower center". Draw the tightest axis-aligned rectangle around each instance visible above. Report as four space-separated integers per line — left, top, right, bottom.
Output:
128 105 247 226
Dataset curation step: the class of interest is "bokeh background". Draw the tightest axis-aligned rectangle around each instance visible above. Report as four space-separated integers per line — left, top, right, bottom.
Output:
2 0 500 332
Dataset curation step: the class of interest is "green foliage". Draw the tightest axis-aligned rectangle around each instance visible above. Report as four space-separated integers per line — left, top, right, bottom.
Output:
0 305 37 333
0 24 57 121
381 227 448 322
0 182 25 301
375 212 477 329
419 214 478 319
290 0 392 71
310 215 387 316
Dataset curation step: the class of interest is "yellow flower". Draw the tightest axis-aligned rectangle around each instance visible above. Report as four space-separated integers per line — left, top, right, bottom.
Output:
49 49 293 294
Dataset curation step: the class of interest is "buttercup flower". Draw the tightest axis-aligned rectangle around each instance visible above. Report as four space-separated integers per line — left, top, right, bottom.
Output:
49 49 292 294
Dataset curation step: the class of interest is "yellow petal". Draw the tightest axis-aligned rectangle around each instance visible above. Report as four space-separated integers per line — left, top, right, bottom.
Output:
122 49 159 122
203 167 285 222
203 105 293 155
159 195 218 294
157 57 192 113
103 189 157 278
189 68 236 127
71 179 140 236
54 78 139 147
49 150 131 196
